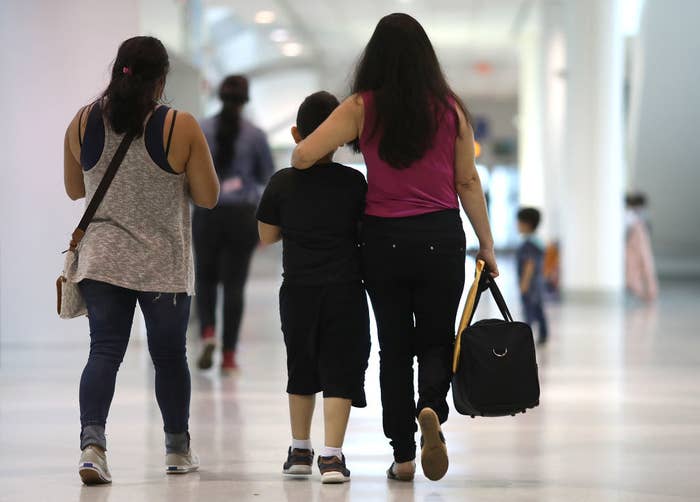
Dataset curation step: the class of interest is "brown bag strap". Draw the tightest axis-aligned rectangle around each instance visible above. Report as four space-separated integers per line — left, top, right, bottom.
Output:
453 260 485 373
68 132 135 250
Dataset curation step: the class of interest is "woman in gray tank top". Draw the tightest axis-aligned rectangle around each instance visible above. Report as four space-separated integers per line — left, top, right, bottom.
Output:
63 36 219 485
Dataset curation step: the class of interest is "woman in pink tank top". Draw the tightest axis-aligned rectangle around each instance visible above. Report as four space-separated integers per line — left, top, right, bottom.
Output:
291 13 497 481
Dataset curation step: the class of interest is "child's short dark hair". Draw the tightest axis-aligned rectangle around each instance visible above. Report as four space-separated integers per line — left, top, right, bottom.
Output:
517 207 541 231
625 191 647 209
296 91 340 138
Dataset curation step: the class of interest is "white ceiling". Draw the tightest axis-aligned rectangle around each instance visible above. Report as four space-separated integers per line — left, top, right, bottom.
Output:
204 0 529 98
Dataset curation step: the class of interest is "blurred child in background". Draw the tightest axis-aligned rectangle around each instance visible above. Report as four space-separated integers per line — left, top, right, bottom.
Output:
625 193 658 302
517 208 549 345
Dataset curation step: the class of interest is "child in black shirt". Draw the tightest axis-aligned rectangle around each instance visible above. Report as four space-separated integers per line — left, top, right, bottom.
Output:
256 91 370 484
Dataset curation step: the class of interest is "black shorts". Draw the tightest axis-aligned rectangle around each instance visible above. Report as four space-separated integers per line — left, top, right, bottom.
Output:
280 280 371 407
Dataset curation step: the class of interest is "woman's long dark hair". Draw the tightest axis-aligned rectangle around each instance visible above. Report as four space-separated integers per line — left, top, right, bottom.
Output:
351 13 469 169
214 75 249 174
101 36 169 137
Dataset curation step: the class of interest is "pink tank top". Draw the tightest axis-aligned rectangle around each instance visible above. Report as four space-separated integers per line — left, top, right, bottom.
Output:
359 91 459 218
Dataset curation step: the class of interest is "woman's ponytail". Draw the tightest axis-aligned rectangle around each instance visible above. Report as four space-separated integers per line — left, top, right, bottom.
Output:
214 75 249 173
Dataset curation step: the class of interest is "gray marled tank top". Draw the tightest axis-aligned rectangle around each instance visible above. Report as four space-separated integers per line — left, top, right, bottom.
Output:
73 114 194 294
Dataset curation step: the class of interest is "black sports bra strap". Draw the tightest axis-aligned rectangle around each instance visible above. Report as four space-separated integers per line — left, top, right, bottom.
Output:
165 110 177 158
77 106 87 147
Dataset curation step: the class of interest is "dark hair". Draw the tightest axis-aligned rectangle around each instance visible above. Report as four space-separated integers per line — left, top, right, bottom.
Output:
101 36 169 137
214 75 249 173
351 13 469 169
296 91 340 139
517 207 542 231
625 191 647 208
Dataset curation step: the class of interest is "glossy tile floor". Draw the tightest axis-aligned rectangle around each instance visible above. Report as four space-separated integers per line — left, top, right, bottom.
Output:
2 251 700 502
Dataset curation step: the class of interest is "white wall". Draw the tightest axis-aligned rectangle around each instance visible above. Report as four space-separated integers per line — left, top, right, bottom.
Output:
628 0 700 277
0 0 140 346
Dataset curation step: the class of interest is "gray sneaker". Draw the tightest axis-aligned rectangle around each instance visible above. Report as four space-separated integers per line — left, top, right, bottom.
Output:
166 449 200 474
78 445 112 485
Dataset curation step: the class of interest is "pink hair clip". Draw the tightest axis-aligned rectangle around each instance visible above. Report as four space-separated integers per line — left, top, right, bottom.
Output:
122 66 132 75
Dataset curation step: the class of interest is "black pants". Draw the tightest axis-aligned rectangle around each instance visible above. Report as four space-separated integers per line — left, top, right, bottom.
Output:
361 210 466 463
193 204 259 351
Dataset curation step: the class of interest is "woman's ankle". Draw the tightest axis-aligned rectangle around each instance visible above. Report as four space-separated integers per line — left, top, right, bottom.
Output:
393 460 416 472
165 431 190 454
80 424 107 451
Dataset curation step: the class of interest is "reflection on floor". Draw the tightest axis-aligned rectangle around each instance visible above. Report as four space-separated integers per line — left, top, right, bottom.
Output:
2 251 700 502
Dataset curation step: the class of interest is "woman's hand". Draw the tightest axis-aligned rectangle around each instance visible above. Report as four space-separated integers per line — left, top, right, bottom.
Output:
476 246 499 277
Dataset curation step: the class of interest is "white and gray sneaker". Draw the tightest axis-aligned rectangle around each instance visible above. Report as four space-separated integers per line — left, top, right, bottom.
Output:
166 449 200 474
79 445 112 485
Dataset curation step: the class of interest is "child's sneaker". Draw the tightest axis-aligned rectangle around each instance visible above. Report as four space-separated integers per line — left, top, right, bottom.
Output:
165 449 200 474
317 454 351 484
78 445 112 485
283 447 314 476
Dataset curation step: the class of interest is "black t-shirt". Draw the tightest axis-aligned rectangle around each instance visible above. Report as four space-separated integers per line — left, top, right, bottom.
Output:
256 163 367 285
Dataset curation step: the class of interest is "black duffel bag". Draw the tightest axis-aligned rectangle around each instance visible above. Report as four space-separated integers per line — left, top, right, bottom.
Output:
451 260 540 417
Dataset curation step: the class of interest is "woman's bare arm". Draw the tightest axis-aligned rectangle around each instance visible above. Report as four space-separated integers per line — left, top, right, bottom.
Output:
64 109 87 200
180 112 220 209
454 106 499 276
291 95 363 169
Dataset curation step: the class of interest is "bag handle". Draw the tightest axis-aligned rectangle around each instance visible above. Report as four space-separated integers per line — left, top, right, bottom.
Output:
478 272 514 323
452 260 513 373
67 132 135 251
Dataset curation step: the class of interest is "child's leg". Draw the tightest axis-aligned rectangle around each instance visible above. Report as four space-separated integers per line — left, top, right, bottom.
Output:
289 394 316 443
534 302 549 342
323 397 351 448
317 282 370 460
280 283 323 448
285 394 316 475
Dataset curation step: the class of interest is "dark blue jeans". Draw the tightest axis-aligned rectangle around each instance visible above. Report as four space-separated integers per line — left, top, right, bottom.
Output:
78 279 191 452
522 296 548 342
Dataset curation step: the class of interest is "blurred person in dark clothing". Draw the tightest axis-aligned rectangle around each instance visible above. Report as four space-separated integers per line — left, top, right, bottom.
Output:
195 75 275 374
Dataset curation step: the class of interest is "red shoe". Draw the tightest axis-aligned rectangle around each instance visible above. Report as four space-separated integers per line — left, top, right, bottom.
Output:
221 350 238 375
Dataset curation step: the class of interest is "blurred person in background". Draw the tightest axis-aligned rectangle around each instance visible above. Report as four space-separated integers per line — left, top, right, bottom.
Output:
291 13 498 482
516 208 549 345
63 36 219 484
625 192 658 302
195 75 275 374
